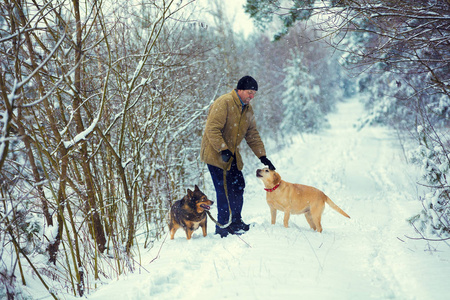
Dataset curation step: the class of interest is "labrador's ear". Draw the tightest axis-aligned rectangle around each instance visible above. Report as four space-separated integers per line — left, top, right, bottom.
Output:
272 171 281 186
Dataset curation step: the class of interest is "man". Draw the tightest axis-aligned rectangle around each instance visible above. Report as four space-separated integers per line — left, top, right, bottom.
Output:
200 76 276 237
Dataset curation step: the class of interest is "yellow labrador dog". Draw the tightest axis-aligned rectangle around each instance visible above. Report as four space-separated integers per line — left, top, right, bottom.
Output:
256 168 350 232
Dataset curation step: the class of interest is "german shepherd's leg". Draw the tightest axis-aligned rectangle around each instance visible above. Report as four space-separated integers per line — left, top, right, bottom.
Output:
283 211 291 228
186 229 193 240
270 206 277 225
304 211 317 231
185 221 194 240
170 223 180 240
200 219 207 237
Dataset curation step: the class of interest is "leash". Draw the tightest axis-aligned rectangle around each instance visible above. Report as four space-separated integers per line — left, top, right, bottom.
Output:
206 157 233 229
206 97 246 229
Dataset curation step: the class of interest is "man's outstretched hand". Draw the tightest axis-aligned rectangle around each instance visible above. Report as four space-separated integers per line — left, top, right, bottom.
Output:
260 156 275 170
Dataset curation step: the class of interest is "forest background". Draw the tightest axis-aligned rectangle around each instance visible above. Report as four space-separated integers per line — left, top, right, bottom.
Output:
1 0 449 299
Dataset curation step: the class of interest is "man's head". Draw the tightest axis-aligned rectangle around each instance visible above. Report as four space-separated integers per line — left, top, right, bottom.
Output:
237 76 258 105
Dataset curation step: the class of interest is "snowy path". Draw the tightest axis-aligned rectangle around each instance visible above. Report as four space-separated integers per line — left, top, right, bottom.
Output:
87 99 450 300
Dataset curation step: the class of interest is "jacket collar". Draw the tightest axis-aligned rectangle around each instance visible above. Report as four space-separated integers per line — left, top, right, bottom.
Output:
234 89 247 110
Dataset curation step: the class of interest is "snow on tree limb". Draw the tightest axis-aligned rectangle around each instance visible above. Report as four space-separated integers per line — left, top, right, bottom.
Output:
63 116 99 149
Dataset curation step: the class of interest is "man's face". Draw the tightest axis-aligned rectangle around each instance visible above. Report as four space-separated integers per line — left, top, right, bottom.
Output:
237 89 257 105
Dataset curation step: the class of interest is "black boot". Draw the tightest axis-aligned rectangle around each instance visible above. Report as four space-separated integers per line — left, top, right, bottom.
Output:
230 220 250 233
215 225 232 238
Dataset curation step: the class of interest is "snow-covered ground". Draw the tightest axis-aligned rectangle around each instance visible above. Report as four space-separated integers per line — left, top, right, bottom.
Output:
87 98 450 300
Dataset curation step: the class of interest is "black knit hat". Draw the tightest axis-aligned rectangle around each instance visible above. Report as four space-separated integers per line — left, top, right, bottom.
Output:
237 76 258 91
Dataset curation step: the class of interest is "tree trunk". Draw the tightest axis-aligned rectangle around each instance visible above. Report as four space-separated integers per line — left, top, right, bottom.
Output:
72 0 106 253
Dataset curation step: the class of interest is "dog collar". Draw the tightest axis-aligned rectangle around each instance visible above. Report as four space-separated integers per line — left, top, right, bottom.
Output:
264 183 280 192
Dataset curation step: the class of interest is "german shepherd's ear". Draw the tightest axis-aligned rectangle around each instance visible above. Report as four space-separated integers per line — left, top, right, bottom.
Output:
187 189 193 198
194 185 200 191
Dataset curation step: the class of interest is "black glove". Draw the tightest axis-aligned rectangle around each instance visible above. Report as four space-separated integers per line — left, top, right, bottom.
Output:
221 149 233 163
260 156 275 170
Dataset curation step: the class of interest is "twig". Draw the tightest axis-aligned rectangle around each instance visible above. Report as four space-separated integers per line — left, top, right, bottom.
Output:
236 234 252 248
149 231 169 264
292 223 323 271
405 235 450 242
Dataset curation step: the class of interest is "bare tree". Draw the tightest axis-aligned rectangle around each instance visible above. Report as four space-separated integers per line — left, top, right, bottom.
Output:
1 0 219 297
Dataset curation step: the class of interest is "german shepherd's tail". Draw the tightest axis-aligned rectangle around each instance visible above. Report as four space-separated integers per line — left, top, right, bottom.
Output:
326 197 350 218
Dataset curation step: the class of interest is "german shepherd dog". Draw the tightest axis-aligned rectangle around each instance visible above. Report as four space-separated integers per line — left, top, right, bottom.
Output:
169 185 214 240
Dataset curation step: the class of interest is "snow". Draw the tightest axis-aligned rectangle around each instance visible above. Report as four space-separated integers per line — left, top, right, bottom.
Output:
84 98 450 300
63 117 99 148
0 110 8 158
197 0 256 38
43 224 59 244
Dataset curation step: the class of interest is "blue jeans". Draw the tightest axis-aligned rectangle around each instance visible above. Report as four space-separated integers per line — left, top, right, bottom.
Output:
207 161 245 227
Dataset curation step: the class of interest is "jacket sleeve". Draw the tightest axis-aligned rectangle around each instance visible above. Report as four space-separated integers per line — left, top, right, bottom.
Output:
245 109 266 158
203 98 229 153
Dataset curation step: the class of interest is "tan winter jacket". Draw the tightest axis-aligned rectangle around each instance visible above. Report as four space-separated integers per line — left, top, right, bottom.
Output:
201 90 266 171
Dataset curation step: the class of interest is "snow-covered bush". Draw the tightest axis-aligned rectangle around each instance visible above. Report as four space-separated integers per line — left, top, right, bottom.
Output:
409 125 450 238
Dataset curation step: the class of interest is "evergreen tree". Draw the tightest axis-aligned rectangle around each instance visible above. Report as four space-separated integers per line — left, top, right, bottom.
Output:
281 51 324 135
